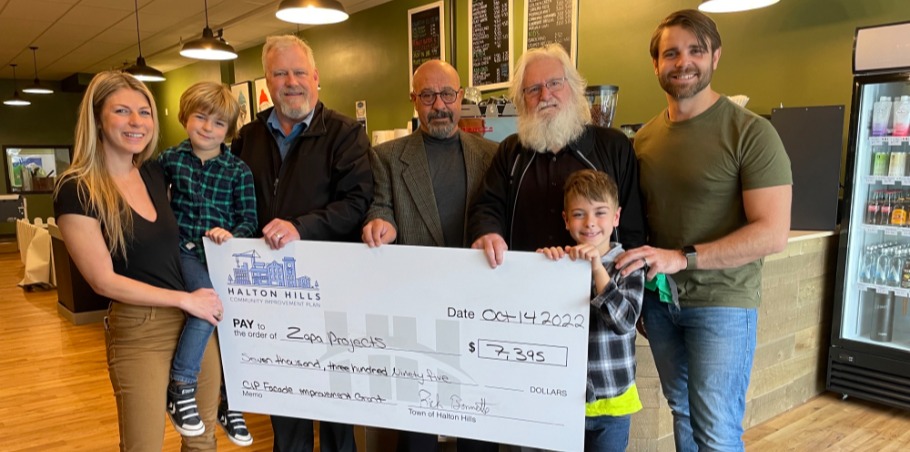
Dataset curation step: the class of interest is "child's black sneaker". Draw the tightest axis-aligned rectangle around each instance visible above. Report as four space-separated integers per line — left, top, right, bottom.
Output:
166 382 205 437
218 399 253 447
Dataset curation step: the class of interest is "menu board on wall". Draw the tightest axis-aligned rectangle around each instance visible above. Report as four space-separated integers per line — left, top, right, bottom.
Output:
524 0 577 62
470 0 512 91
408 2 446 89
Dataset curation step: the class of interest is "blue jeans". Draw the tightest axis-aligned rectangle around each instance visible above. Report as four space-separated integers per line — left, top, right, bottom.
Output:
585 414 631 452
170 250 216 384
642 290 756 452
516 415 629 452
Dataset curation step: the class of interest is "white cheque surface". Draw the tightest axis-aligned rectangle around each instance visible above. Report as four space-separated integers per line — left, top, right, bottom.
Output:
205 239 590 451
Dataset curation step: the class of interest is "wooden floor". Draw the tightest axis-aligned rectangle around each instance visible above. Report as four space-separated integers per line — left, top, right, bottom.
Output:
2 250 909 451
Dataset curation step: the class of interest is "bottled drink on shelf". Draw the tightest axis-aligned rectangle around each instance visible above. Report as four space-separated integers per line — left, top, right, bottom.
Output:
893 95 910 137
861 245 880 283
900 254 910 288
866 190 881 224
878 191 893 225
871 291 895 342
889 145 906 176
872 96 893 136
891 192 907 226
872 145 889 176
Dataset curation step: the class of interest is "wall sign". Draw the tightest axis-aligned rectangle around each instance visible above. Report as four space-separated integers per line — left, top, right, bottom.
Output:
524 0 577 63
469 0 513 91
408 1 446 90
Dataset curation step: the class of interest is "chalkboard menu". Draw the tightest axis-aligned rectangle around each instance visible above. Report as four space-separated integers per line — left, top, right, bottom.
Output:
524 0 577 61
470 0 512 90
409 2 446 88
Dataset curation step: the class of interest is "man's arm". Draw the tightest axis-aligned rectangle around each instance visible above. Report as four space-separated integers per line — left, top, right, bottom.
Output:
362 147 398 247
616 184 791 279
693 184 791 269
294 122 374 241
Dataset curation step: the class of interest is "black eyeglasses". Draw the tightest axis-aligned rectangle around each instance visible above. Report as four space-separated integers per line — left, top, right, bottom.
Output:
414 88 461 105
521 77 568 98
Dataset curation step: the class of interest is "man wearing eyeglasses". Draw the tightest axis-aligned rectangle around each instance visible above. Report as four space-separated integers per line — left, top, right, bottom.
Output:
468 44 645 268
361 59 499 452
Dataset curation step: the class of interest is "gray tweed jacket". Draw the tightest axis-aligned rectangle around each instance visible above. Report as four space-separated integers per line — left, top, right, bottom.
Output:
365 129 497 247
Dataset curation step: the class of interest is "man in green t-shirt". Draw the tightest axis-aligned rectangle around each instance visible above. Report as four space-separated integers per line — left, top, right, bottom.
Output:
615 9 792 452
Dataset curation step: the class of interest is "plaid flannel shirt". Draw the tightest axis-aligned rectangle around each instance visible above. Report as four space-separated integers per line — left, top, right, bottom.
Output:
587 243 645 402
158 140 257 263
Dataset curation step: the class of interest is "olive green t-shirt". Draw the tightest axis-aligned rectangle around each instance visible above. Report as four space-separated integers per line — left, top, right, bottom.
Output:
635 96 792 308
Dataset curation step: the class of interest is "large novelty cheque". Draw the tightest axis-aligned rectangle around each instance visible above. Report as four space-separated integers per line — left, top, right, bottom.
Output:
205 239 590 451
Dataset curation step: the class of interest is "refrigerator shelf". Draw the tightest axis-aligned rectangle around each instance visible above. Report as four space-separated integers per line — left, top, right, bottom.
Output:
861 224 910 236
863 175 910 185
870 136 910 146
857 282 910 297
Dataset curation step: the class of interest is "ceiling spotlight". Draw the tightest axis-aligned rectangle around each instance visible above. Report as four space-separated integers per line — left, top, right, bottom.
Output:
180 0 238 60
276 0 349 25
4 64 31 107
124 0 165 82
698 0 781 13
22 46 53 95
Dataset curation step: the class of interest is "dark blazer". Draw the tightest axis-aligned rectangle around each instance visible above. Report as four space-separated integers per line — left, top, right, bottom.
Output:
365 129 497 247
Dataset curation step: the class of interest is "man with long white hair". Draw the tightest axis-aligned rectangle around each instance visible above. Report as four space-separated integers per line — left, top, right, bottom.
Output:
468 44 645 268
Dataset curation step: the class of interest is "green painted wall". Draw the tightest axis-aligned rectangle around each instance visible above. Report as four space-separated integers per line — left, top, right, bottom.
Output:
0 80 82 235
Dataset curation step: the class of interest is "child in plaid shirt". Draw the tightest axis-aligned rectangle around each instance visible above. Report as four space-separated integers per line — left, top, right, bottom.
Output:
538 169 645 451
158 81 257 446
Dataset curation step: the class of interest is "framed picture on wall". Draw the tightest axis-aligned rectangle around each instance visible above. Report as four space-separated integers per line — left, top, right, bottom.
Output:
230 81 254 131
253 77 273 113
4 145 72 194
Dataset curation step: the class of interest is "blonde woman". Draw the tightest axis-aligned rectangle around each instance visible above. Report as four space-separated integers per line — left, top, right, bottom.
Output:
54 71 224 451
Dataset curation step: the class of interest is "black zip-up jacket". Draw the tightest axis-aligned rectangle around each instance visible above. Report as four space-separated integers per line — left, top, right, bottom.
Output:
232 102 373 242
467 125 646 249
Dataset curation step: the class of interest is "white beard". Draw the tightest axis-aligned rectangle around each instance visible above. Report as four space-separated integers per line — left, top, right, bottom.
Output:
517 99 588 153
276 91 312 121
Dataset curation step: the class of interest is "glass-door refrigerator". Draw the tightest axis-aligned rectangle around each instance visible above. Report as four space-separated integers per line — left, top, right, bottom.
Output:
828 21 910 410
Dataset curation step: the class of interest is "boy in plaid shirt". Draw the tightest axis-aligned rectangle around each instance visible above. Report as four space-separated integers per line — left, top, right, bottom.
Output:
158 81 257 446
538 169 645 451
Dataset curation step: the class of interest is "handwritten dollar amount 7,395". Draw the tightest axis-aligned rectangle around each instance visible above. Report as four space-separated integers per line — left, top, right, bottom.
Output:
468 339 569 367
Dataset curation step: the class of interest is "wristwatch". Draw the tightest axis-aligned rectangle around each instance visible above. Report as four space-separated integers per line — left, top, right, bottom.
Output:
682 245 697 270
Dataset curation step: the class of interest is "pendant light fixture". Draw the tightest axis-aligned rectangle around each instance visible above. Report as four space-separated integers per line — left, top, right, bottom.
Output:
124 0 165 82
22 47 53 95
180 0 238 60
276 0 349 25
698 0 780 13
4 64 31 107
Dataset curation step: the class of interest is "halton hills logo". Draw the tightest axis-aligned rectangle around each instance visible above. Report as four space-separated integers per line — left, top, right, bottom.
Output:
226 250 321 302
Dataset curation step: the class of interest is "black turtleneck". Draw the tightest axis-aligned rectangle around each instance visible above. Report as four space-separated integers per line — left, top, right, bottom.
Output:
423 132 467 247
